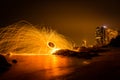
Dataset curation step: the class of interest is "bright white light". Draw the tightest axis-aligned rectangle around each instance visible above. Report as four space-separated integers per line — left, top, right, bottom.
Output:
103 25 107 28
51 48 60 54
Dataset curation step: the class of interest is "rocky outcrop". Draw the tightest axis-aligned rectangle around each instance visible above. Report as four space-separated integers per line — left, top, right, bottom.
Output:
108 35 120 47
0 54 11 74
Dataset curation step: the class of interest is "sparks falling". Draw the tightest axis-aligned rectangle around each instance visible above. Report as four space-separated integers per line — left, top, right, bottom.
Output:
0 21 74 55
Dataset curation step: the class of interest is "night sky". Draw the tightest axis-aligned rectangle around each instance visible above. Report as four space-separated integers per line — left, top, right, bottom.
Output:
0 0 120 45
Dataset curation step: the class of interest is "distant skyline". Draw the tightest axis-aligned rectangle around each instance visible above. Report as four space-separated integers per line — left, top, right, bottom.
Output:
0 0 120 45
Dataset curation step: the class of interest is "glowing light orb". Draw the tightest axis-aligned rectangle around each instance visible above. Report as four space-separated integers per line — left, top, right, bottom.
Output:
47 42 55 48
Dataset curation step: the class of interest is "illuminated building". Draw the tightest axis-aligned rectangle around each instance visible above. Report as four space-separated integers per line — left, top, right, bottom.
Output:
95 26 106 46
81 40 87 47
95 26 118 46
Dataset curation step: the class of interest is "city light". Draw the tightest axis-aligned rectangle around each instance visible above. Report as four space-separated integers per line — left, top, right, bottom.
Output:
103 25 107 28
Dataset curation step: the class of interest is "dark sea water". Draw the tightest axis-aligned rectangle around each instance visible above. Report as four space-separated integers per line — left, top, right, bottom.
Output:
0 55 88 80
0 50 120 80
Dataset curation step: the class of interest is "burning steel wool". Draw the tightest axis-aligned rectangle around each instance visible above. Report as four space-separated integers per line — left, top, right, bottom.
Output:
0 21 74 55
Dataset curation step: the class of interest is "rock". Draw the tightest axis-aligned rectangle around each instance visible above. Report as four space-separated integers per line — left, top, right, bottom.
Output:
0 54 11 73
12 59 17 64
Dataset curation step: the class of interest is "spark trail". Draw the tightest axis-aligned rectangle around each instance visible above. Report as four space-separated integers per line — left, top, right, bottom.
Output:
0 21 74 55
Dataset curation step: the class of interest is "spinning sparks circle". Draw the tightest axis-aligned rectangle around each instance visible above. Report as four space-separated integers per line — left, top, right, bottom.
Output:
0 21 74 55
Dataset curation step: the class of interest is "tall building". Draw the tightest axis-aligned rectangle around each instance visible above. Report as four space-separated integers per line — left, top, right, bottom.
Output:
95 26 118 46
95 26 106 46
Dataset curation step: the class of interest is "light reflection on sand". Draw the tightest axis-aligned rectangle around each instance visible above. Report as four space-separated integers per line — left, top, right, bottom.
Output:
1 55 84 80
